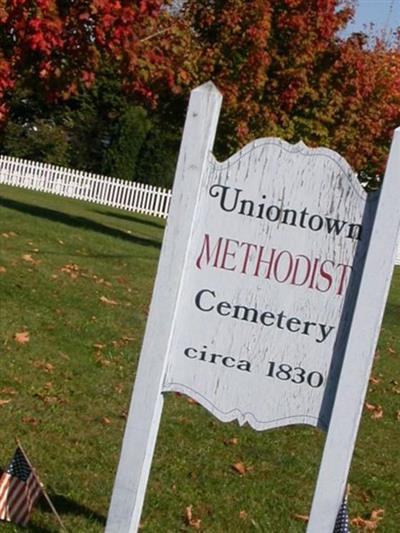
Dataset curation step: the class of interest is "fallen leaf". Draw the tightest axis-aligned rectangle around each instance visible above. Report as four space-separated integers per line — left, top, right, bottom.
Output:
22 416 40 426
60 263 81 279
0 266 6 273
0 399 12 407
185 505 201 530
101 417 112 425
93 343 106 349
41 395 62 405
352 508 384 530
369 376 381 385
396 411 400 421
0 387 16 395
187 397 198 405
224 437 239 446
32 360 55 373
114 383 124 394
22 254 40 265
14 331 30 344
294 514 309 523
232 461 247 475
365 402 383 419
239 510 248 520
370 509 384 522
94 352 112 367
387 347 396 354
100 295 118 306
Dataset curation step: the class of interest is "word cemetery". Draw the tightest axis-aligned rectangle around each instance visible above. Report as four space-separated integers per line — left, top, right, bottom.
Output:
106 83 400 533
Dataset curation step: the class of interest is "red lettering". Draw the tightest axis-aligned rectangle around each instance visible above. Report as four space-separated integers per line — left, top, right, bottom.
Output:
291 254 312 286
336 263 353 295
254 246 276 278
196 233 223 270
316 260 334 293
220 238 239 271
273 250 293 283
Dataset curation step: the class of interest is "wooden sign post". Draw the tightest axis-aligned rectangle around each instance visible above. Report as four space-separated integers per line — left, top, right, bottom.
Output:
105 82 400 533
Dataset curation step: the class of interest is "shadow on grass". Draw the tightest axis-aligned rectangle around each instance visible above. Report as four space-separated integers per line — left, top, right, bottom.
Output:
0 197 161 250
92 208 165 230
37 493 106 528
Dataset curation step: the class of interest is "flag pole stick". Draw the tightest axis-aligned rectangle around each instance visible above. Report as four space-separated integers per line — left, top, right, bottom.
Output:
16 438 68 532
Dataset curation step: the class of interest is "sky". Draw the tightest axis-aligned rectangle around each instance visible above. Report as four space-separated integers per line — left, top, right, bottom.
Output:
345 0 400 37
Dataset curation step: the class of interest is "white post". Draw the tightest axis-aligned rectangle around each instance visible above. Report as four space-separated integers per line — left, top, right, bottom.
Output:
307 127 400 532
105 82 222 533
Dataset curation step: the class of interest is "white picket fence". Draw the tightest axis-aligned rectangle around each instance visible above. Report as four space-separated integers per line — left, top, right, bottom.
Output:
0 154 399 264
0 155 172 218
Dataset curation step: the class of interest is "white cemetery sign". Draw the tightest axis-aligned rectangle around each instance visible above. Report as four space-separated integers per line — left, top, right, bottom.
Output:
105 82 400 533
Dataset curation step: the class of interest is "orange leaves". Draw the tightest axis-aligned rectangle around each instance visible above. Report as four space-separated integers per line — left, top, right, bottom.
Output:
294 513 309 523
185 0 399 177
14 331 30 344
184 505 201 530
293 506 385 530
32 360 55 373
22 416 41 426
224 437 238 446
351 508 384 531
100 295 118 306
231 461 249 475
365 402 383 420
22 254 40 265
60 263 81 279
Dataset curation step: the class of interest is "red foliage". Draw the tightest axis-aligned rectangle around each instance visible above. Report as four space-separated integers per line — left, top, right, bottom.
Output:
1 0 399 178
0 0 194 118
183 0 400 177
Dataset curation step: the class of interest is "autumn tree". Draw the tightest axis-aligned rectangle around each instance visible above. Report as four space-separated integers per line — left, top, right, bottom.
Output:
183 0 400 179
1 0 399 183
0 0 195 122
0 0 197 176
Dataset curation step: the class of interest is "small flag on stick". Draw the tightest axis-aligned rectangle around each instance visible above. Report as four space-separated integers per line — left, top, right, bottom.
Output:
334 493 350 533
0 445 42 526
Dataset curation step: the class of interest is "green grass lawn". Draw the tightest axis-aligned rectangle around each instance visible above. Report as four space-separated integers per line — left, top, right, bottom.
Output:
0 184 399 532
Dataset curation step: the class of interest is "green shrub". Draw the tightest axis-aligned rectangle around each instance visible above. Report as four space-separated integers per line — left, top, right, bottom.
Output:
135 124 180 189
2 118 70 166
104 106 151 181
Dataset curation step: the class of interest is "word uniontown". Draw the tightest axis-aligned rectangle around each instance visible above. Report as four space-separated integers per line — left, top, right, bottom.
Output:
209 185 363 241
196 233 353 296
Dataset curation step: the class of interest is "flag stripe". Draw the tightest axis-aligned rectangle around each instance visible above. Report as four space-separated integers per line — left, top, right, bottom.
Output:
0 447 43 526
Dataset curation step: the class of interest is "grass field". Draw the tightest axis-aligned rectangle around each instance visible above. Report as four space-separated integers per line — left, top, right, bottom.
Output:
0 184 399 532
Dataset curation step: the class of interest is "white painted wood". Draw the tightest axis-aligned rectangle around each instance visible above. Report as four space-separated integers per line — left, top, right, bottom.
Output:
105 82 222 533
163 139 377 431
307 127 400 532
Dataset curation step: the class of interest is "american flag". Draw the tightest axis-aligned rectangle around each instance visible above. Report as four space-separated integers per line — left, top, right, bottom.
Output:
0 447 42 526
334 494 350 533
